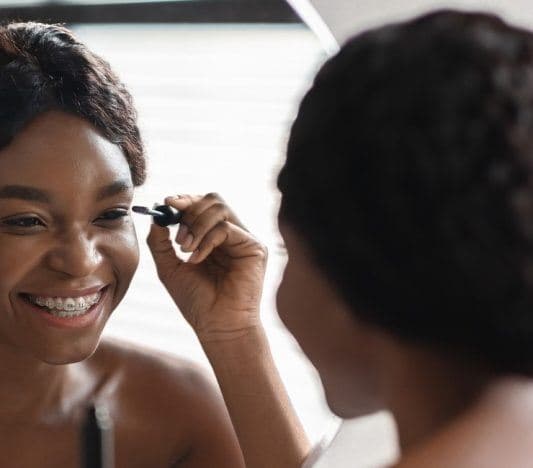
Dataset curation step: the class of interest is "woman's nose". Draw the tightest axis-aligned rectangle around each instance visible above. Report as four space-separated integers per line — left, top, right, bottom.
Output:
45 230 104 278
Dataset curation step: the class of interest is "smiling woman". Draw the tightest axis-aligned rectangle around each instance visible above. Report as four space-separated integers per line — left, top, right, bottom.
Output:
0 111 138 364
0 22 254 467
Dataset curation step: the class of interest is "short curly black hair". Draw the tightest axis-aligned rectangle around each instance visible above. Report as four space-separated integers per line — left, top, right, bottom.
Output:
278 10 533 375
0 21 146 185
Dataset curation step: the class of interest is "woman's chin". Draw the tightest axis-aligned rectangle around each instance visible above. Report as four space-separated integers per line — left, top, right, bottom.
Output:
324 384 383 419
36 340 101 365
42 353 94 365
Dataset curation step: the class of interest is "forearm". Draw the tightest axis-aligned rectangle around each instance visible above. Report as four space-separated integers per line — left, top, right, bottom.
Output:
200 325 311 468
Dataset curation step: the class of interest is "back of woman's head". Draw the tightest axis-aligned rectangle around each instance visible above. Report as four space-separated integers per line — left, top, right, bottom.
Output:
0 21 145 185
278 10 533 375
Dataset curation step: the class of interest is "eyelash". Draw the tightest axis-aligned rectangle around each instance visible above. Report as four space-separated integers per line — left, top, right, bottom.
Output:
1 209 130 231
2 216 44 228
95 209 129 223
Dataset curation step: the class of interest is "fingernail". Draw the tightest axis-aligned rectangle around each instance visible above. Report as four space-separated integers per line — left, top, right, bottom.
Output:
188 250 200 263
176 224 189 243
182 233 194 250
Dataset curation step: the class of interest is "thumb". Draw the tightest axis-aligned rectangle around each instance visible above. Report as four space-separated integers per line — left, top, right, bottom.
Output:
146 223 184 283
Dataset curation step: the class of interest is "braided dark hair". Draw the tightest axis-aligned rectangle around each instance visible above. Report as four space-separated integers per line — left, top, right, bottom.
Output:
0 21 145 185
278 10 533 375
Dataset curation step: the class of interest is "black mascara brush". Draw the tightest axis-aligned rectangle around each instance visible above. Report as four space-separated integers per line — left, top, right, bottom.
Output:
132 204 182 227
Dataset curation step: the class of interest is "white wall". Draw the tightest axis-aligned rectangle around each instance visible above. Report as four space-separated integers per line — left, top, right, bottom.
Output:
289 0 533 51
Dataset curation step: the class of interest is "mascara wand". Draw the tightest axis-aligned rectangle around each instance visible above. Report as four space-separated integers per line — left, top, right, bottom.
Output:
132 204 182 227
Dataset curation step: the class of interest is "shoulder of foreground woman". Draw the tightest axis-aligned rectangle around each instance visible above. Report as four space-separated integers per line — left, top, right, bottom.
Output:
395 377 533 468
88 338 245 466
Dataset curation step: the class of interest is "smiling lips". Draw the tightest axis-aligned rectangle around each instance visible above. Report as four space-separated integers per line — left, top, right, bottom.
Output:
23 290 104 318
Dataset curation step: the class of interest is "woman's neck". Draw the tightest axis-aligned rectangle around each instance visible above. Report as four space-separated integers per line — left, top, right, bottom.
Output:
380 339 493 451
0 341 85 425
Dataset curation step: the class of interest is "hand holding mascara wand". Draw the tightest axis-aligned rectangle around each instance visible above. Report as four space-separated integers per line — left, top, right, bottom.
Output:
139 193 309 466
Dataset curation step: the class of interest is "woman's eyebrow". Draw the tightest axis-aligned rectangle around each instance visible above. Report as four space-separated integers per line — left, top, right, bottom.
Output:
0 181 132 203
0 185 50 203
96 180 133 201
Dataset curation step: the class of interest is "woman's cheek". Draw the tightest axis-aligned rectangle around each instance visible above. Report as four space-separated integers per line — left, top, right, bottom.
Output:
0 234 46 291
106 223 140 296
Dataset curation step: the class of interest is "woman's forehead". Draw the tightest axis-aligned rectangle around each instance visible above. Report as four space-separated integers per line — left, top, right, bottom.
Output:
0 110 133 191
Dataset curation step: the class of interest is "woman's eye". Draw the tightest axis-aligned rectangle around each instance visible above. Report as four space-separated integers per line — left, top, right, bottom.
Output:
96 209 129 223
1 216 45 229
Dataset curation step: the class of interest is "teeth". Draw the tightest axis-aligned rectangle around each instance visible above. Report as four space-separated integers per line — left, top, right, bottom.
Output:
53 308 89 318
28 291 102 316
64 298 76 311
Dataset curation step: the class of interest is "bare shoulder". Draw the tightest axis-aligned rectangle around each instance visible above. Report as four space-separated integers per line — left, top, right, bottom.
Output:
396 378 533 468
95 337 214 383
87 338 244 467
91 337 222 418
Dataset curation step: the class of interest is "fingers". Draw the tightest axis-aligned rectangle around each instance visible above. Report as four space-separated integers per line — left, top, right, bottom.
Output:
180 203 231 253
163 193 249 261
189 221 266 265
165 193 247 232
146 223 184 280
188 221 231 264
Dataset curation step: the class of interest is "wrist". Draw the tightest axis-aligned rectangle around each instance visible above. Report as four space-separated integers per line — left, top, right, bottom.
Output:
195 312 262 345
200 322 270 363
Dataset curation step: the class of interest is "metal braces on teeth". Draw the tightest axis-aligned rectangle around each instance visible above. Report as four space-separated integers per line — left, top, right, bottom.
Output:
31 294 100 312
